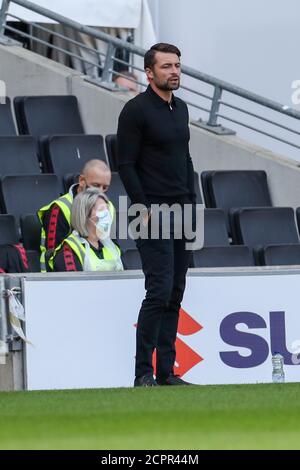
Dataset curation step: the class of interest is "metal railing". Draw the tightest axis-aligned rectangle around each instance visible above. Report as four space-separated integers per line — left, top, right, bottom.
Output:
0 0 300 151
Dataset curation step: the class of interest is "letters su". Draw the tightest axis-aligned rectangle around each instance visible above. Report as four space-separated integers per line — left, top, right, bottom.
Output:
219 311 299 368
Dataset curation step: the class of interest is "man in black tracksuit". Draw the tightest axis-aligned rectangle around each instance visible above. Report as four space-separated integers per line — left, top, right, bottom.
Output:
117 43 196 387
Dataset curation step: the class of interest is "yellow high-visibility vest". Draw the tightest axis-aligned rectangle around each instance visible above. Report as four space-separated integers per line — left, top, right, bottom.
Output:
48 231 123 272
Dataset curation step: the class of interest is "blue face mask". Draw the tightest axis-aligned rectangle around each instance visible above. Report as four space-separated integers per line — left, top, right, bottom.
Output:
95 209 112 239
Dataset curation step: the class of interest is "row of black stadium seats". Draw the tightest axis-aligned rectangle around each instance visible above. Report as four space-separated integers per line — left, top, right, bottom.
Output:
0 133 203 202
116 244 300 269
0 134 116 191
0 126 274 214
0 172 130 223
90 204 300 268
117 207 300 268
1 94 270 212
118 247 255 270
2 204 300 269
0 172 298 246
10 243 300 272
0 95 119 182
0 96 277 214
1 96 84 137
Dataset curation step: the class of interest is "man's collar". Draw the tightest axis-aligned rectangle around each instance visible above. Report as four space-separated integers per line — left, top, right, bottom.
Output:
146 85 177 108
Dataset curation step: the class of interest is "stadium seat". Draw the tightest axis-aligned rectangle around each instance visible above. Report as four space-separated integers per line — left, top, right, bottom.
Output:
193 246 254 268
258 244 300 266
0 214 19 244
0 136 40 175
0 174 60 226
63 173 79 192
230 207 299 249
26 250 41 272
0 97 17 136
122 248 142 270
40 134 107 181
105 134 118 172
201 171 213 207
193 171 202 204
204 209 229 246
295 208 300 235
106 172 129 212
112 211 137 251
201 170 272 211
14 95 85 136
20 214 41 251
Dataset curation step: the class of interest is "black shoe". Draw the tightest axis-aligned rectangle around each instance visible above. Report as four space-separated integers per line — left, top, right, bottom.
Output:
157 374 194 386
134 374 158 387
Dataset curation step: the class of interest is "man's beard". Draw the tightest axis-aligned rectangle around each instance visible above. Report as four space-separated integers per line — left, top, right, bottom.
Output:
154 77 180 91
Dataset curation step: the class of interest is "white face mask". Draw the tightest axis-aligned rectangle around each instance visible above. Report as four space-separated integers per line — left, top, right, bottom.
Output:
94 209 112 240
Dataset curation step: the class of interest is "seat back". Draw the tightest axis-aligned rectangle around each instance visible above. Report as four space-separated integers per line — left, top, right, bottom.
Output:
193 171 202 205
0 174 60 226
41 134 107 177
202 170 272 211
105 134 118 172
193 246 254 268
232 207 299 249
26 250 41 272
0 97 17 136
20 214 42 251
122 249 142 270
106 172 129 212
14 95 84 136
260 244 300 266
0 214 19 244
204 209 229 246
0 136 40 175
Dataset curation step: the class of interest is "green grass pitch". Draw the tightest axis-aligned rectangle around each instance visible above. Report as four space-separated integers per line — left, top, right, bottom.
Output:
0 384 300 450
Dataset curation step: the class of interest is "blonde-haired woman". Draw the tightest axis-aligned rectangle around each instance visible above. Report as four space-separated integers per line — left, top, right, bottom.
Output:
49 188 123 272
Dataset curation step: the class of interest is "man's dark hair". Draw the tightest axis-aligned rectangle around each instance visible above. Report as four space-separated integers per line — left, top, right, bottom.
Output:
144 43 181 70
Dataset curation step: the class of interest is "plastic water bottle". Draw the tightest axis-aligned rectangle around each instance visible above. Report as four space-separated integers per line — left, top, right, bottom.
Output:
272 353 285 383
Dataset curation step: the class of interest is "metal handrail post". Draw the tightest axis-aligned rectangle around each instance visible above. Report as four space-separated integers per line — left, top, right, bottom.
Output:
101 42 116 83
0 0 11 36
207 86 222 127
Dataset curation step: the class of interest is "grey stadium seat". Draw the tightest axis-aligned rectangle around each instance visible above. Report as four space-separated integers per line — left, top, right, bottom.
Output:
26 250 41 272
20 214 42 251
40 134 107 180
193 246 254 268
259 244 300 266
122 249 142 270
230 207 299 249
105 134 118 172
0 215 19 244
0 136 40 175
0 174 60 226
14 95 84 136
193 171 202 205
106 172 129 212
0 97 17 136
201 170 272 211
204 209 229 246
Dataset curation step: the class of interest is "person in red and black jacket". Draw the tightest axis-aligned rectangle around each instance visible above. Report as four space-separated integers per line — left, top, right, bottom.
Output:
0 245 29 273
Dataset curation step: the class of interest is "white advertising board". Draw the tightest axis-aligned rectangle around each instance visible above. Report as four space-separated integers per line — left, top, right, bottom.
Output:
8 0 142 27
23 271 300 390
